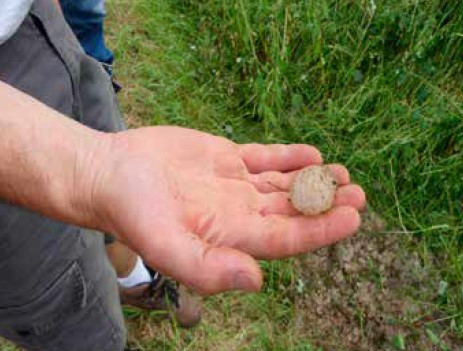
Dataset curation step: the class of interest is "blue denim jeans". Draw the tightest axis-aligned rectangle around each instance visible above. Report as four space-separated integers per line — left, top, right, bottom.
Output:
59 0 114 73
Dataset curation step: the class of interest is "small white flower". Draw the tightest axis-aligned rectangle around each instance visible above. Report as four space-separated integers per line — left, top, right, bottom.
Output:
296 279 305 294
369 0 377 13
190 45 197 51
236 57 243 63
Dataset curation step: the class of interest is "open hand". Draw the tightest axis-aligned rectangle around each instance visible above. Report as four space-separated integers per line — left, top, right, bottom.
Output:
91 126 365 295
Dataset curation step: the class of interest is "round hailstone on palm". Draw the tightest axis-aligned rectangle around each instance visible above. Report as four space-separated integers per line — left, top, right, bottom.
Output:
290 166 338 215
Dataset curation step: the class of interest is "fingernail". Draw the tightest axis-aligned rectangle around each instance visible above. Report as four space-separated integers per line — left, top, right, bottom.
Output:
233 272 257 292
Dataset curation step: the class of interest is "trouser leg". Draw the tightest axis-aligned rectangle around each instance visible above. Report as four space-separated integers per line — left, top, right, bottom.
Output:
0 0 128 349
0 227 126 351
59 0 114 71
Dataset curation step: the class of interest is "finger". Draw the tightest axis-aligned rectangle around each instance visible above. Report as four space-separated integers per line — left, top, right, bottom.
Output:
325 164 350 185
259 192 299 216
248 164 351 194
135 229 263 296
231 206 360 259
239 144 322 174
256 183 365 215
249 170 298 193
334 184 366 210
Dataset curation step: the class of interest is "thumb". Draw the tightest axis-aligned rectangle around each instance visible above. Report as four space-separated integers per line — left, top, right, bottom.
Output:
134 230 263 296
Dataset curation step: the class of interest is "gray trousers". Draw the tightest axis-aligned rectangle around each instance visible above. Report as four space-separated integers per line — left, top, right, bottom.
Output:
0 0 126 349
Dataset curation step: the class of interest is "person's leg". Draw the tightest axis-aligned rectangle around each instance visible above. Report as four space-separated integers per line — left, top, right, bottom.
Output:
106 241 138 278
0 219 126 351
0 2 126 350
59 0 114 73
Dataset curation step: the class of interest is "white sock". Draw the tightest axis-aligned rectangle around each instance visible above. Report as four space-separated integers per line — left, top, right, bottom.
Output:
117 256 153 288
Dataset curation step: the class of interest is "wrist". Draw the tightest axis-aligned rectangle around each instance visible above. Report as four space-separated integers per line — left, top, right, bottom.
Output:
67 130 116 231
0 81 121 232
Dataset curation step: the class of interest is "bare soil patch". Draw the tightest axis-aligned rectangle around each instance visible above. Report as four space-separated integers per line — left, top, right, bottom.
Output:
295 210 462 351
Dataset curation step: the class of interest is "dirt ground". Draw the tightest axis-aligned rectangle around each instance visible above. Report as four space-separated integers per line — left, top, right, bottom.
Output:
295 210 462 351
2 213 461 351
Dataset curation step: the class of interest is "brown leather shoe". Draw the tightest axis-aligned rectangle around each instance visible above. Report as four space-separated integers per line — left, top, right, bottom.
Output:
119 275 202 328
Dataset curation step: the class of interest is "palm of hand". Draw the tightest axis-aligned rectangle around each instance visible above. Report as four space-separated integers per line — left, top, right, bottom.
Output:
96 127 365 295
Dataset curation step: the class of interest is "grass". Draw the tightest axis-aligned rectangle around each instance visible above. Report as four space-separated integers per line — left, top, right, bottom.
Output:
1 0 462 349
106 0 462 345
104 0 463 348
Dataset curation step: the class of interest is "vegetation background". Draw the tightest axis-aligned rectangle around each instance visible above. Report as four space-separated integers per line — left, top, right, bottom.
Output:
1 0 462 350
106 0 462 349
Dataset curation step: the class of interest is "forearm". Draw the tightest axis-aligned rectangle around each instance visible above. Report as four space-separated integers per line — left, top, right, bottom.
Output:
0 81 108 227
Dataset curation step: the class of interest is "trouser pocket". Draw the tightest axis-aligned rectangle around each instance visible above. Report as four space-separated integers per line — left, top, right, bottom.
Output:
0 259 124 351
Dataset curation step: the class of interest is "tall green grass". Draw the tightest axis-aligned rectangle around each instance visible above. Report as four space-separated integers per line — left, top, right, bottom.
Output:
106 0 463 343
168 0 463 335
